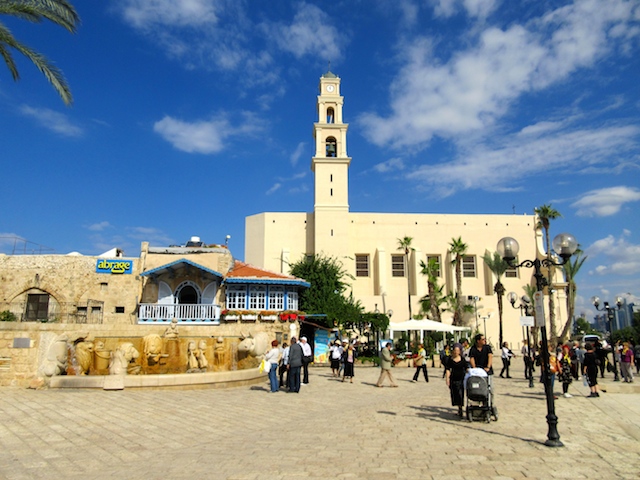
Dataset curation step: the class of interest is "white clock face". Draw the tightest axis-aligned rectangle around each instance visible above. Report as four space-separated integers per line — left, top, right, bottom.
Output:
326 84 335 93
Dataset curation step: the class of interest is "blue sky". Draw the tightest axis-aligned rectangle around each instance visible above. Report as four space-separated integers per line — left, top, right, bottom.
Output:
1 0 639 319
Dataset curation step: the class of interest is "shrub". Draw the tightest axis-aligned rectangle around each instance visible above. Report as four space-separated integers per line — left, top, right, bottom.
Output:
0 311 17 322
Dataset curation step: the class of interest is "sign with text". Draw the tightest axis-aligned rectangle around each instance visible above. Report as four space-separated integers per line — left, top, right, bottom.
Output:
96 259 133 274
520 316 535 327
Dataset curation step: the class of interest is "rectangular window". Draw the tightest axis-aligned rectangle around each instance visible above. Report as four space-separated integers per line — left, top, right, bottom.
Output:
248 286 267 310
25 294 49 321
426 255 441 277
226 286 246 310
391 255 405 277
287 291 299 311
268 286 284 310
355 254 369 277
462 256 476 278
505 265 518 278
115 306 125 314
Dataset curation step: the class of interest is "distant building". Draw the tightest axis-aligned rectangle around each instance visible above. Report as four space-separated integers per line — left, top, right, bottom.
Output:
245 71 570 346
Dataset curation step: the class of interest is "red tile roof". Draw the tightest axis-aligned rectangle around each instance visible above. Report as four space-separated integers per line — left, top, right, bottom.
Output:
227 261 305 281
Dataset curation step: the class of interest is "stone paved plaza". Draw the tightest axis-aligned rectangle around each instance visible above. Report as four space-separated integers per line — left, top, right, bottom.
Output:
1 362 639 480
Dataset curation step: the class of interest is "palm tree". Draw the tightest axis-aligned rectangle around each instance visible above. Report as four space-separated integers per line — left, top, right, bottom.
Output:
559 249 587 342
449 236 468 326
482 251 509 348
534 204 562 344
397 236 413 320
0 0 79 105
419 258 443 322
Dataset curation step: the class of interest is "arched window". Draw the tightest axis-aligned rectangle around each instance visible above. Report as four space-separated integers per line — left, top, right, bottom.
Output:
326 137 337 157
326 107 335 124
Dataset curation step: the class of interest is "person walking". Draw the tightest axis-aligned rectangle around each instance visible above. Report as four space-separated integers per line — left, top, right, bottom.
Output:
264 340 281 393
411 343 429 383
300 336 313 385
440 344 451 378
445 343 468 417
558 344 573 398
583 342 600 397
499 342 514 378
330 340 343 377
279 342 289 389
376 343 398 388
634 342 640 374
342 343 356 383
287 337 303 393
469 334 493 375
620 342 635 383
595 340 607 378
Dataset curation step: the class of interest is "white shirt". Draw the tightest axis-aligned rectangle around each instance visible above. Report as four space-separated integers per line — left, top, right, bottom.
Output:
264 347 279 365
301 342 312 356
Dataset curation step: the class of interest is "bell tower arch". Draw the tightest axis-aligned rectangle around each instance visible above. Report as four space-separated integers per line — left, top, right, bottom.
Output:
312 70 351 258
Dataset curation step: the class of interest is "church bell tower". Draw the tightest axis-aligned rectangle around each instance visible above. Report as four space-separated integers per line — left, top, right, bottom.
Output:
312 71 351 258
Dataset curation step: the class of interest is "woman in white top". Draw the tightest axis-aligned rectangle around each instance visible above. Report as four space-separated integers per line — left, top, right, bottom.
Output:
499 342 514 378
265 340 281 393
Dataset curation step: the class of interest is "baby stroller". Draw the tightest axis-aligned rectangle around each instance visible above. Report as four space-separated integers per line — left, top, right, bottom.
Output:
465 368 498 423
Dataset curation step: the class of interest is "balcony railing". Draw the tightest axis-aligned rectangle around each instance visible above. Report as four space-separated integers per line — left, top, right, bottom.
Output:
138 303 221 324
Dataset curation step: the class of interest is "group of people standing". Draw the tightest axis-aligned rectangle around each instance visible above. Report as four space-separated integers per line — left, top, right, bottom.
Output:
265 336 313 393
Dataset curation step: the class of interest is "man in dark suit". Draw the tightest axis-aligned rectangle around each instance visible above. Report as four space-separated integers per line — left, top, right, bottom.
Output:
287 337 303 393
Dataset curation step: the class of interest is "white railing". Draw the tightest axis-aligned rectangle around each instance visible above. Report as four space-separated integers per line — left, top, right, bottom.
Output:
138 304 221 324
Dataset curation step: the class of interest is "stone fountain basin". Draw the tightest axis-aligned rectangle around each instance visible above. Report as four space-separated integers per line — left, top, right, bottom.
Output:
50 367 265 390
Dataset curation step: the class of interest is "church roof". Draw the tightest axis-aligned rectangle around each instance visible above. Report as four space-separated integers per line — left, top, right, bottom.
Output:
225 261 310 287
322 70 337 78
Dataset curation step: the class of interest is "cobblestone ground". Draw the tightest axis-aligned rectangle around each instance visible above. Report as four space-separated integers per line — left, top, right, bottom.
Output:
1 362 639 480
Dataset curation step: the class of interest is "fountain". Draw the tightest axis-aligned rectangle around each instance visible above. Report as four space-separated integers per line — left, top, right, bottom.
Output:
41 322 269 390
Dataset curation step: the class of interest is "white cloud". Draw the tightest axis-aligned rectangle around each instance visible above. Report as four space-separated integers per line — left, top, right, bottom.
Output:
271 3 344 61
406 125 639 196
361 0 640 149
153 114 259 154
119 0 219 29
572 186 640 217
430 0 499 19
586 231 640 276
19 105 83 137
87 221 112 232
290 142 306 166
373 158 406 173
266 183 281 195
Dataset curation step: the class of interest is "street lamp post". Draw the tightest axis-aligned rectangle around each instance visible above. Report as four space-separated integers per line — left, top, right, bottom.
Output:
508 292 534 388
497 232 578 448
591 296 622 382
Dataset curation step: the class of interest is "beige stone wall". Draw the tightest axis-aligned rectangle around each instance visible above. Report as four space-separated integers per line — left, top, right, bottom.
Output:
0 321 296 387
245 210 570 349
0 254 140 325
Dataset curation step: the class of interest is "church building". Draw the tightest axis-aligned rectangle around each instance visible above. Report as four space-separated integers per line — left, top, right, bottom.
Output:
245 71 569 346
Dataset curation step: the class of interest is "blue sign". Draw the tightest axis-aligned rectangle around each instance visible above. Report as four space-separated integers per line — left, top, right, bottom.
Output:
96 259 133 274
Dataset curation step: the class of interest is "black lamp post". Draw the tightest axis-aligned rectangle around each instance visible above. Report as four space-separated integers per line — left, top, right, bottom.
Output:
591 296 622 382
497 232 577 448
507 292 534 388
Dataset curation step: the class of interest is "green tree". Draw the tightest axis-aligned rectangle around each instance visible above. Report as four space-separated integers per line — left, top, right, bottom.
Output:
0 0 79 105
482 251 509 347
397 236 414 319
534 204 562 344
289 254 363 328
574 316 601 336
559 249 587 342
419 257 443 322
449 236 468 326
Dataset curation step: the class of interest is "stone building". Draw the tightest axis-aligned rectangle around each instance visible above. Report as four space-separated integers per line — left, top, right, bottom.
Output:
0 239 308 386
245 71 569 346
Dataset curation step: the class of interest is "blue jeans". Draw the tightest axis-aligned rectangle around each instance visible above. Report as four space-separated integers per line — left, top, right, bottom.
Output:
269 363 279 392
289 366 301 392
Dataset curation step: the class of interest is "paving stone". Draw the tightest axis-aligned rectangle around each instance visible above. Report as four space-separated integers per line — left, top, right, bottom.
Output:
0 364 639 479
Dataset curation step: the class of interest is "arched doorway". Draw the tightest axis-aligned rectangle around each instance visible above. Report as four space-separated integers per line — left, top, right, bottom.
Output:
175 281 200 304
